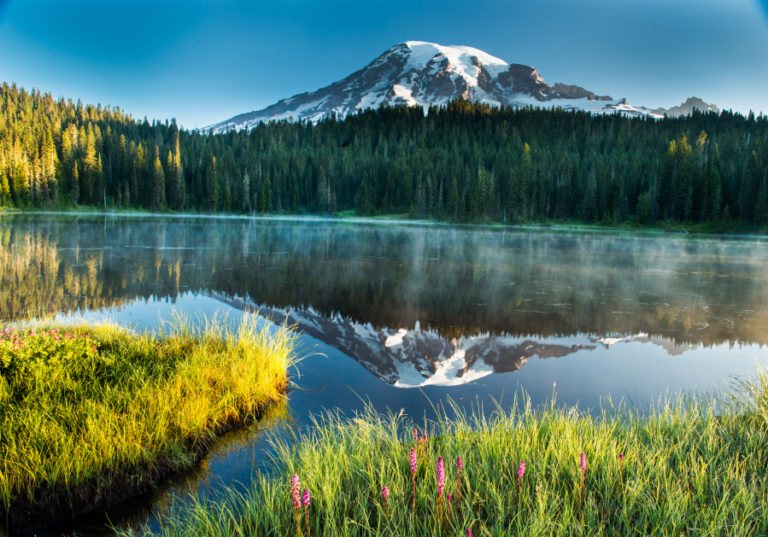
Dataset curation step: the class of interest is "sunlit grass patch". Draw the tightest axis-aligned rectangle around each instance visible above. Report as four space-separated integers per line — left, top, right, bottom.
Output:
130 375 768 537
0 315 296 523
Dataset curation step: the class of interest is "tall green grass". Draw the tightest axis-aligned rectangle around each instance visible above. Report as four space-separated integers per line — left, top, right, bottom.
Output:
129 376 768 537
0 316 296 521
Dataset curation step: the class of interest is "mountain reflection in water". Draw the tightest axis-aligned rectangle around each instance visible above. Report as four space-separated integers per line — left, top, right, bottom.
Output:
3 214 768 349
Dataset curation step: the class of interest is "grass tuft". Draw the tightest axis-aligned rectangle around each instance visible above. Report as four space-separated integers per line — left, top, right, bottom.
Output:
0 315 296 525
128 374 768 537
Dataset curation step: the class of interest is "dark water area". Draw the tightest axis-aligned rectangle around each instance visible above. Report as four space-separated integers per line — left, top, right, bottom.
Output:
2 213 768 536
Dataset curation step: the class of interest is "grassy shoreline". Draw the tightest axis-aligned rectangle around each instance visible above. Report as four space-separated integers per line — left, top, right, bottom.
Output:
0 317 296 529
126 377 768 537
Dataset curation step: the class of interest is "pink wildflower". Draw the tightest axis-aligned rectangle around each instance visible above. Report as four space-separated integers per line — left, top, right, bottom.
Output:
580 452 587 473
290 474 301 511
516 460 527 495
302 488 311 537
437 456 445 497
436 456 446 525
381 485 390 513
410 448 417 512
456 455 463 500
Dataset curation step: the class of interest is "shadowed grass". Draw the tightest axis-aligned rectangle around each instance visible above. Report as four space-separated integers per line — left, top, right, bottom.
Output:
0 315 296 524
127 374 768 537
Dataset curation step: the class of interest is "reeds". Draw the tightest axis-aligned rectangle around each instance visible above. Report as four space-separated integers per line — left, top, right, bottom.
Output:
0 315 296 521
123 373 768 537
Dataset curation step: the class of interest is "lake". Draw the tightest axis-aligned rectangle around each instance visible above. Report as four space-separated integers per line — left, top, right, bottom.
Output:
3 213 768 535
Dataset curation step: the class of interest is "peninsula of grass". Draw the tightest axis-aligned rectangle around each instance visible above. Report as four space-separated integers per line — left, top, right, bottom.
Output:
0 316 296 527
131 377 768 537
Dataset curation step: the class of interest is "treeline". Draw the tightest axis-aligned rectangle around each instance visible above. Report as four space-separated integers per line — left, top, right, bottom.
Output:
1 82 767 227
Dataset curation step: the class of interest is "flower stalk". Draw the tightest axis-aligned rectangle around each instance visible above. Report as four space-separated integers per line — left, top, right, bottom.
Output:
437 456 445 527
456 455 463 501
410 447 417 515
290 474 302 537
302 489 311 537
381 485 389 514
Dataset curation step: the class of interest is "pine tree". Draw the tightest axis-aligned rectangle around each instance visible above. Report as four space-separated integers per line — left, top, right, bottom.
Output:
151 145 166 211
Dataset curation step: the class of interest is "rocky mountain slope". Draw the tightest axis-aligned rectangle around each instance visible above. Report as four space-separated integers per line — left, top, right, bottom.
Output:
207 41 717 132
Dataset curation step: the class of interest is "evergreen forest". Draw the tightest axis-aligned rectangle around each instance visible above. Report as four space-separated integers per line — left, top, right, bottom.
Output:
2 82 767 229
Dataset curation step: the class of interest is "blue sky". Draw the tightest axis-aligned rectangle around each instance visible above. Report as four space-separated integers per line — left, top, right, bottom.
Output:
1 0 767 128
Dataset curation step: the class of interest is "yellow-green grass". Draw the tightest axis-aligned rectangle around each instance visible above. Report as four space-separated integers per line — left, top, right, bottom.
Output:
127 376 768 537
0 316 296 524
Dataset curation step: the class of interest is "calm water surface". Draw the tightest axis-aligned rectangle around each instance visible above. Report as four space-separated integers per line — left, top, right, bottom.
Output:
3 213 768 535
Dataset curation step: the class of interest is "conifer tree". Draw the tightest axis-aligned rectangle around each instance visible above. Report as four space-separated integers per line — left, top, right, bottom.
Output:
151 145 166 211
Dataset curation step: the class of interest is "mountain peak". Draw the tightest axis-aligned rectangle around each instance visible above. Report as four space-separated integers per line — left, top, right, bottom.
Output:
206 41 672 132
648 96 720 117
401 41 510 69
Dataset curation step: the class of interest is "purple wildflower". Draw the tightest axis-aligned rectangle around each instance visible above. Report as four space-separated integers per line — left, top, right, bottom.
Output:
437 456 445 497
456 455 464 500
467 529 473 537
410 448 417 512
290 473 301 511
381 486 389 500
436 457 446 528
579 452 588 501
301 487 311 537
517 461 526 481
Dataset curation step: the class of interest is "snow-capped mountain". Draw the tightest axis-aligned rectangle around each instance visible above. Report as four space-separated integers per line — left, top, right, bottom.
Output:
206 41 716 132
648 97 719 117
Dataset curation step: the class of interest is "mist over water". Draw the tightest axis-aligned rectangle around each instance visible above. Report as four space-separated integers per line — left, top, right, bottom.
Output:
5 213 768 344
4 213 768 535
